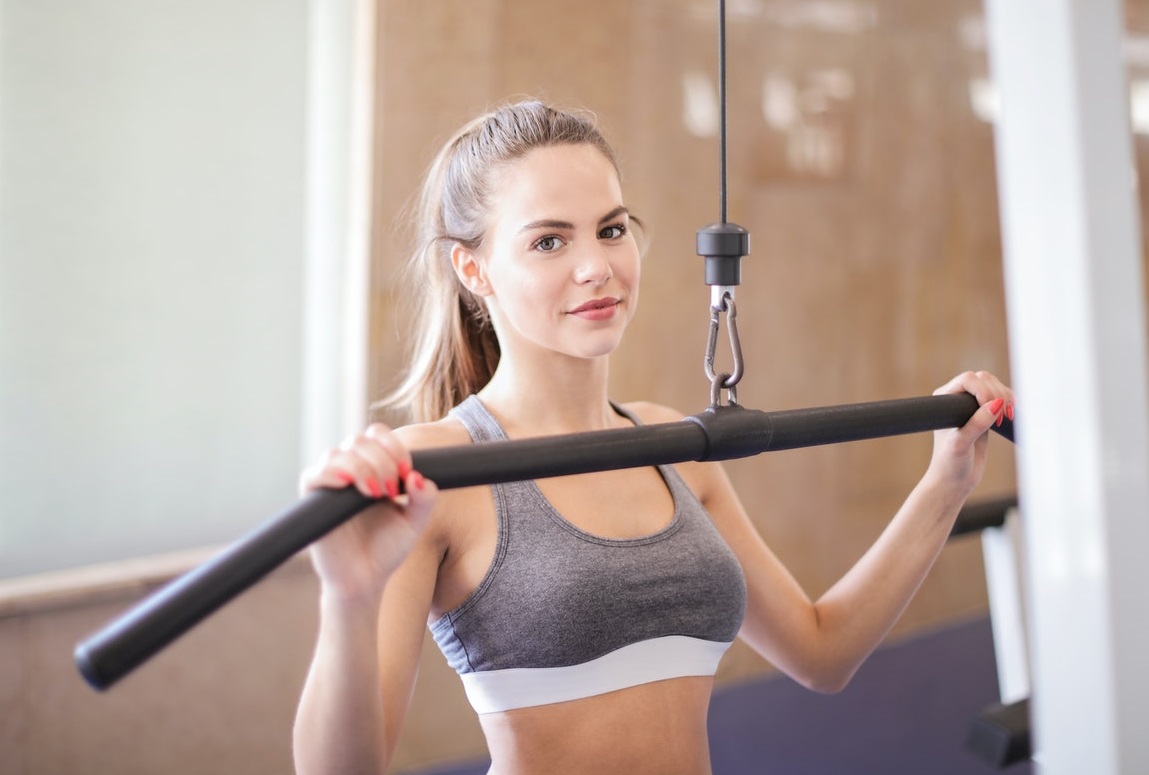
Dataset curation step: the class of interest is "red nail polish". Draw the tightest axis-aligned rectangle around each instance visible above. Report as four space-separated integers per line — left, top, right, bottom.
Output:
1006 403 1015 421
385 479 399 499
987 398 1005 415
366 478 382 499
996 413 1004 427
412 472 425 492
398 461 411 480
334 470 354 485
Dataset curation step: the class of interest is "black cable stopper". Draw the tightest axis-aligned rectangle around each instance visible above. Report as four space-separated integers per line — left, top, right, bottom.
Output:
697 222 749 287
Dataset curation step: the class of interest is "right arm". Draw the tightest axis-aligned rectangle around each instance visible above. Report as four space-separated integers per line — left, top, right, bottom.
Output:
292 424 443 775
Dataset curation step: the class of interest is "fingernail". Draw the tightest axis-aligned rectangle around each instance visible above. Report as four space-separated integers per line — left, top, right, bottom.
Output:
334 470 355 485
412 472 425 492
987 398 1005 415
398 461 411 480
1006 402 1014 421
996 413 1004 427
385 479 399 500
366 478 383 499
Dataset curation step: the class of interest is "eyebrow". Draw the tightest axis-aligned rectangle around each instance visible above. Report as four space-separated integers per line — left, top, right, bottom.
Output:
518 206 630 234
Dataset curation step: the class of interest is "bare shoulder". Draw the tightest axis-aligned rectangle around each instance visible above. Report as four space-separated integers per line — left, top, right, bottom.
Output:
617 400 690 425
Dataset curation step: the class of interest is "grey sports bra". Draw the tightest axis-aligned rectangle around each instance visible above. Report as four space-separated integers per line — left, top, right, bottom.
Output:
429 395 747 714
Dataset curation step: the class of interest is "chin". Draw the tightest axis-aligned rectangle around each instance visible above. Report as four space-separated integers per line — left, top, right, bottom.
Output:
575 337 625 360
547 322 630 360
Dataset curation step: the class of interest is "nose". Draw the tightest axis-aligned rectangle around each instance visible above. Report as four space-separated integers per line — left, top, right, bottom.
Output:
573 244 613 286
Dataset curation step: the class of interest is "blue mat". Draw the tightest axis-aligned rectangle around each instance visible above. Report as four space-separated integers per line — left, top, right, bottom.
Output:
708 617 1031 774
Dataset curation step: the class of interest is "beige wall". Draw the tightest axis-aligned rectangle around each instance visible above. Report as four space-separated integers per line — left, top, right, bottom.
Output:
0 555 315 775
0 555 479 774
11 1 1149 774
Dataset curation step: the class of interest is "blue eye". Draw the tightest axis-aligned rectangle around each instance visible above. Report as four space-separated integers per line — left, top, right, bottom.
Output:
599 224 627 239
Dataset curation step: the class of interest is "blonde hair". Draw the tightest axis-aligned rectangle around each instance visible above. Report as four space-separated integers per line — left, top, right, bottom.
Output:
376 100 625 423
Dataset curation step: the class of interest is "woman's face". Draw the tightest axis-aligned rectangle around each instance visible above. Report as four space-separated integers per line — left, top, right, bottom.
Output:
460 143 641 363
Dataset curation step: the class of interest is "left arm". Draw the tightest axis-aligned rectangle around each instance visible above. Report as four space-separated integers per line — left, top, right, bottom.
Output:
678 371 1013 693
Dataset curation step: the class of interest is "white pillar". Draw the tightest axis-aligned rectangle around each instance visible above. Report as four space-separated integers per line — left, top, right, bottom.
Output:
981 510 1029 705
302 0 376 462
983 1 1149 772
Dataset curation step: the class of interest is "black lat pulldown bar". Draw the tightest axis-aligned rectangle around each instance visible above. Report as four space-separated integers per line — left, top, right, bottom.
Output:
74 392 1013 691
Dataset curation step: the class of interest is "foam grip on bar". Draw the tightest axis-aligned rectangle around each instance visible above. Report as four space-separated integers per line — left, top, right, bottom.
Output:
965 698 1032 767
686 392 1013 460
74 391 1013 691
74 486 374 690
950 495 1020 538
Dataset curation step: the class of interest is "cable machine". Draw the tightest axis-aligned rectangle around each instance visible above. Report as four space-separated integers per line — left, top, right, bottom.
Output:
74 0 1017 696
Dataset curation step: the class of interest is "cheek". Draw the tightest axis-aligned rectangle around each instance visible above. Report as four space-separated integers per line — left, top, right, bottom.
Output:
490 261 562 316
620 247 642 291
521 264 564 298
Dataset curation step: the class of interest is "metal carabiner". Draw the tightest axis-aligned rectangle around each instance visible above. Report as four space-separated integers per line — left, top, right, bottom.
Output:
704 290 745 407
710 371 738 407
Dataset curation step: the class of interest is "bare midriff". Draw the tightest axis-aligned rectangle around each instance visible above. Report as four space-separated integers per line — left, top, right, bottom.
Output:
478 676 716 775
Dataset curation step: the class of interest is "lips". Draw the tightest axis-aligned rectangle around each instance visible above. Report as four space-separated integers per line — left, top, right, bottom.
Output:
569 297 620 314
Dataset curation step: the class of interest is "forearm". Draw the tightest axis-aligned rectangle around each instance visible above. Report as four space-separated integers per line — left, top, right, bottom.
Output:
294 593 390 775
809 473 969 690
731 376 1007 693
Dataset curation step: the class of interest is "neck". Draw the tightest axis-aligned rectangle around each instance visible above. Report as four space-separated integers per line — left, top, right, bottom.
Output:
477 352 621 437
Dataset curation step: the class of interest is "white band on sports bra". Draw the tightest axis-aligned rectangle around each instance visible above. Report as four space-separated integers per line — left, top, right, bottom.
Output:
458 635 733 714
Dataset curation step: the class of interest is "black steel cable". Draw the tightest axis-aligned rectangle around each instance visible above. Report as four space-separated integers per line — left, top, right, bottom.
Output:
718 0 728 224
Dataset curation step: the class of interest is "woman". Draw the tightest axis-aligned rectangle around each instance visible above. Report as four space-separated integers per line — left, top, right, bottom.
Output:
292 100 1013 775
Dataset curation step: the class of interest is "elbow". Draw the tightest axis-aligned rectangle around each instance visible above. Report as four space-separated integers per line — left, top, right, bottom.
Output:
802 672 851 695
790 660 859 695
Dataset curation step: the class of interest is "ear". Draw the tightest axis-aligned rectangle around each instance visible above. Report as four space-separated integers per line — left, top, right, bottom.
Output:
450 243 493 297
